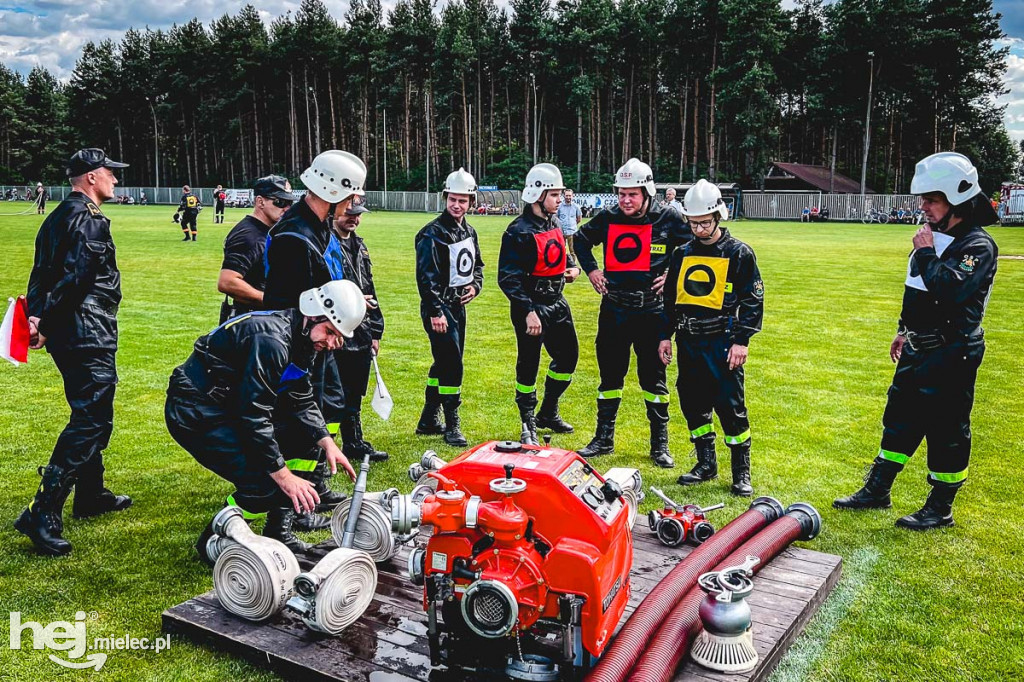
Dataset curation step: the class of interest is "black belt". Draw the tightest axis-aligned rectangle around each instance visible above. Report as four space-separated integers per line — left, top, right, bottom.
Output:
606 289 662 309
900 326 983 352
441 286 471 306
82 295 118 315
676 315 729 336
527 277 565 298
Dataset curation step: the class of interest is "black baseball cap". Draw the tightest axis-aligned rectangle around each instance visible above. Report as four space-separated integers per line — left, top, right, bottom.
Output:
66 148 128 177
253 175 295 202
345 203 370 215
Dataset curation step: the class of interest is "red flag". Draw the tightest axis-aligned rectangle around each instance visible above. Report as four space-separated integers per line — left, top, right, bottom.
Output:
1 295 30 365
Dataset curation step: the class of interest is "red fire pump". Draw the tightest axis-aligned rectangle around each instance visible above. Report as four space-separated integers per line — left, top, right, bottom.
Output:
389 440 637 678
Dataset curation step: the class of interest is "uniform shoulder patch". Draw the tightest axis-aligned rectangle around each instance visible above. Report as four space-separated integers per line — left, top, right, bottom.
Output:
753 279 765 298
86 202 102 216
958 254 978 273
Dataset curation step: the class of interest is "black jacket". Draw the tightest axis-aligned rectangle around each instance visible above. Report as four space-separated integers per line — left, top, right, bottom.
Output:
336 231 385 352
263 198 340 310
900 220 997 340
498 209 577 316
26 191 121 351
177 192 202 216
415 211 484 317
167 309 329 473
663 228 763 346
574 204 691 293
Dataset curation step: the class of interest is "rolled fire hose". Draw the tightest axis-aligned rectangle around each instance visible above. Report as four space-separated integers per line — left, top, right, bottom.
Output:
285 547 378 634
627 503 821 682
584 496 785 682
603 467 645 528
330 490 409 562
207 506 301 622
286 453 380 634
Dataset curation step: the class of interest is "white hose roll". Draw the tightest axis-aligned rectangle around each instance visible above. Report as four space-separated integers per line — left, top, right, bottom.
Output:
603 467 644 528
296 547 378 634
330 494 400 562
210 507 300 622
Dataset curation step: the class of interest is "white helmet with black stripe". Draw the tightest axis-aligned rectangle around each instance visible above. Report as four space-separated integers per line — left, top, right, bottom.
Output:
299 280 366 338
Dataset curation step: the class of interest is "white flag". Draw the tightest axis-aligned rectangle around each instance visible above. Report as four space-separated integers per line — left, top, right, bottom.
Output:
370 355 393 420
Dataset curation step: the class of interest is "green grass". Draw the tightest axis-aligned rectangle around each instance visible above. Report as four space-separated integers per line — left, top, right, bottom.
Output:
0 203 1022 681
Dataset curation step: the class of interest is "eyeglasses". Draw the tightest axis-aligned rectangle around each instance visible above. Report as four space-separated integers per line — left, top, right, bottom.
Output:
271 198 294 209
688 219 716 230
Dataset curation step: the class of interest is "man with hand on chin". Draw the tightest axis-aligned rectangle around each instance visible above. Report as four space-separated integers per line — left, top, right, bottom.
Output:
835 152 999 531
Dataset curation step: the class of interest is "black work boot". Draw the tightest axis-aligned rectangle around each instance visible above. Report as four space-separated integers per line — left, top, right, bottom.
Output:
182 232 191 241
578 398 620 458
353 412 388 462
263 508 312 554
442 400 468 447
516 391 539 446
416 386 444 435
311 461 347 513
646 401 675 468
72 457 132 519
678 435 718 485
14 465 77 556
896 479 961 530
729 442 753 497
294 511 332 532
535 375 573 433
833 457 903 510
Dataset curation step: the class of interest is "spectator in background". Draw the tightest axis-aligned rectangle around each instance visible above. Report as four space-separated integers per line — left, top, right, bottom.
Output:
556 188 583 259
140 191 148 205
801 206 811 222
663 187 683 215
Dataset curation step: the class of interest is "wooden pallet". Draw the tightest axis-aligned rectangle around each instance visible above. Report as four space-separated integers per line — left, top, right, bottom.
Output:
163 530 842 682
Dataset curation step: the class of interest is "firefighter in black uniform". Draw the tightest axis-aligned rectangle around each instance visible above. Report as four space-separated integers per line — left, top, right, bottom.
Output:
175 185 202 241
214 184 226 224
663 180 762 496
835 152 1000 530
498 163 581 445
414 168 485 447
331 200 388 462
574 158 691 468
16 148 132 556
35 182 47 214
217 175 295 323
165 281 363 560
264 150 366 526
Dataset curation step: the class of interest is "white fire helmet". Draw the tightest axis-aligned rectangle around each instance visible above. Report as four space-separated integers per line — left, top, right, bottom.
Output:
910 152 981 206
444 167 478 200
301 150 366 204
299 280 367 338
614 158 656 197
681 179 729 221
522 163 566 204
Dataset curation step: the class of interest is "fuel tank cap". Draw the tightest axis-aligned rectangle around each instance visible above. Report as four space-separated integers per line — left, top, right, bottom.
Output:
494 441 523 453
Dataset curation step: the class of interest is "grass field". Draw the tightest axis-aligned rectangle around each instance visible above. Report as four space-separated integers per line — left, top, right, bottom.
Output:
0 202 1022 682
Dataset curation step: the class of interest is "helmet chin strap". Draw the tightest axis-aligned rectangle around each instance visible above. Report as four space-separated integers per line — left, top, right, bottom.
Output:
930 206 954 233
698 221 722 244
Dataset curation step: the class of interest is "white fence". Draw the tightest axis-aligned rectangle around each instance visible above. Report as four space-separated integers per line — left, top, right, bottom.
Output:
742 192 918 221
2 185 521 214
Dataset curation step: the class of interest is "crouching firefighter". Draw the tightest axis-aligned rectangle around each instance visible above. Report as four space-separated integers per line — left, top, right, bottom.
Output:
165 281 363 562
834 152 999 530
498 163 582 445
414 168 485 446
662 180 763 496
574 158 691 468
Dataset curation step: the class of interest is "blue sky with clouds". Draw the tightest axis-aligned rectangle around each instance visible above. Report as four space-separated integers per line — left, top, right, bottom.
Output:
1 0 1022 141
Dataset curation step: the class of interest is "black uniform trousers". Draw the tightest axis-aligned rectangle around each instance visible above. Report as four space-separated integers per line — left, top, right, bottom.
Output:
337 348 372 420
878 342 984 483
181 212 198 234
164 396 321 517
311 351 345 437
595 300 669 401
48 349 117 494
511 300 578 406
674 334 750 445
423 303 466 406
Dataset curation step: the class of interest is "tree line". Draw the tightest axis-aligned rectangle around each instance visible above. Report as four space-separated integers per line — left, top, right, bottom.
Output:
0 0 1019 194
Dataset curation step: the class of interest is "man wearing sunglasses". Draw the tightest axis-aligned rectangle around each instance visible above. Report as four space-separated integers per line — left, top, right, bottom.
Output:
217 176 295 324
16 148 132 556
662 179 763 497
